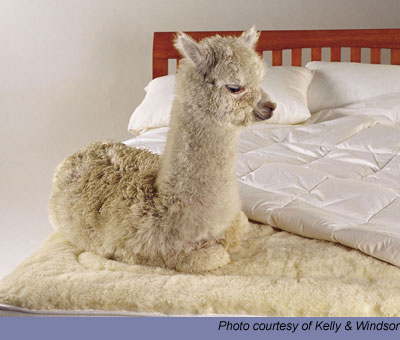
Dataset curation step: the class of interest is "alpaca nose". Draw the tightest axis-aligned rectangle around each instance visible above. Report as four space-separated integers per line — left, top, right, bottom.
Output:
254 100 276 121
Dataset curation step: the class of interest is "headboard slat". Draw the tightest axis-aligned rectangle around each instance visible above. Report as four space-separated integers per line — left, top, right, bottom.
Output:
311 47 322 61
272 50 283 66
392 49 400 65
350 47 361 62
370 48 381 64
330 47 341 61
291 48 302 66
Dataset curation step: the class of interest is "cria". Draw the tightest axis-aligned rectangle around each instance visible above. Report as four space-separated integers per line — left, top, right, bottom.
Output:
48 27 275 273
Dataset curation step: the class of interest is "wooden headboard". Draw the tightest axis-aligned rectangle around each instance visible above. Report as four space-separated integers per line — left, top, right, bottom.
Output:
153 29 400 79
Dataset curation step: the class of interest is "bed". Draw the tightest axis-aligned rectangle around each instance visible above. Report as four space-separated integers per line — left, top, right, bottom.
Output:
1 28 400 317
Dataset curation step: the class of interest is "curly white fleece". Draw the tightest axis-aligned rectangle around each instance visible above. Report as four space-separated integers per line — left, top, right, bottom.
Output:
1 222 400 316
48 28 267 273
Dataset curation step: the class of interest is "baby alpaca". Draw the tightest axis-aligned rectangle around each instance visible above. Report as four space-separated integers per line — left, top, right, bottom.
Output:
49 27 275 273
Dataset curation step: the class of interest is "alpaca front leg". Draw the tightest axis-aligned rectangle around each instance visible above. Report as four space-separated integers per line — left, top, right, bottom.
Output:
173 242 231 273
221 211 250 251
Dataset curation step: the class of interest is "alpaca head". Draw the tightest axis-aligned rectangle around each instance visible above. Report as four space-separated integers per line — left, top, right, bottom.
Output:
174 27 275 127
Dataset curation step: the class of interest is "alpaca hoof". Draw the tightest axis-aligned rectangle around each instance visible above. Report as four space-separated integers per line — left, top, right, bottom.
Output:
175 243 230 273
221 211 250 250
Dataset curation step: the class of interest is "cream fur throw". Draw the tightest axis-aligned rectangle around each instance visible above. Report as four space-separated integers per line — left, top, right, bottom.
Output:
1 222 399 316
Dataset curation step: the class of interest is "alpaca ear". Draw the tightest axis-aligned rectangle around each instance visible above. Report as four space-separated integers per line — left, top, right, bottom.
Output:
174 32 210 74
239 26 260 50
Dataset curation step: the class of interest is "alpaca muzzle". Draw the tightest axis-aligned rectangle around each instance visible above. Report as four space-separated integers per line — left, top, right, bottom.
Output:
254 100 276 121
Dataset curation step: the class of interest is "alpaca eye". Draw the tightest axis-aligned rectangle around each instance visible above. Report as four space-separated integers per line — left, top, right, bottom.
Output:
226 85 245 94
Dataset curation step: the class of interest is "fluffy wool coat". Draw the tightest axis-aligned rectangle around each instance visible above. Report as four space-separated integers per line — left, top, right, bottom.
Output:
49 27 274 272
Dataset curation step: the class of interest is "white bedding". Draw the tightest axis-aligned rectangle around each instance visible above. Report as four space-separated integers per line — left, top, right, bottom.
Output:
125 93 400 267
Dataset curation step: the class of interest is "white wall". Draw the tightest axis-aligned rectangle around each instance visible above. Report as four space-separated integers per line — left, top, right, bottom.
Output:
1 0 399 279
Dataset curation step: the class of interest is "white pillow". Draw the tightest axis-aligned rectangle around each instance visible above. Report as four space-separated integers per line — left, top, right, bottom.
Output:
128 75 175 135
262 66 313 124
128 67 313 135
306 61 400 113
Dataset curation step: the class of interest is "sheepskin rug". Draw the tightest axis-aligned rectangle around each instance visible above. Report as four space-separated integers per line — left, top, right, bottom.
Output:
1 222 400 316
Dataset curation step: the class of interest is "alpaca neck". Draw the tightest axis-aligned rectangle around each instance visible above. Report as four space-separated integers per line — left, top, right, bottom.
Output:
157 100 240 213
